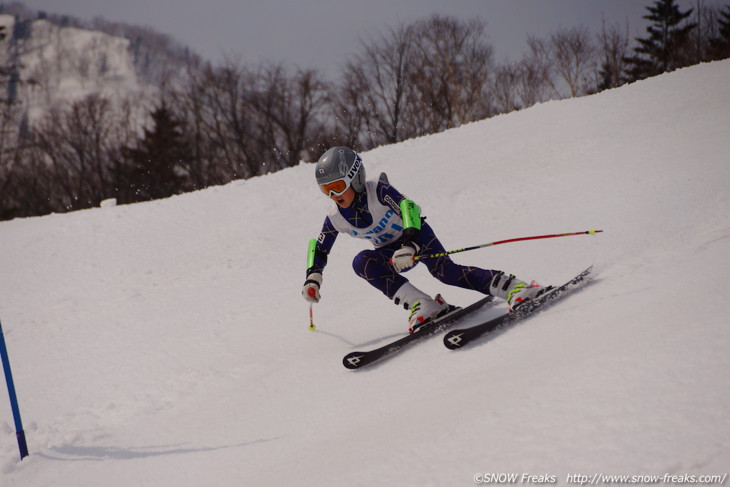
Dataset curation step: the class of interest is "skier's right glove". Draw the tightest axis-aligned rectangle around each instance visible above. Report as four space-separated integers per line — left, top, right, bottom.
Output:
302 273 322 303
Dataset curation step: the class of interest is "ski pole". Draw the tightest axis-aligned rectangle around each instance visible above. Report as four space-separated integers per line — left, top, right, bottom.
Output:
308 301 317 331
0 320 29 461
415 229 603 261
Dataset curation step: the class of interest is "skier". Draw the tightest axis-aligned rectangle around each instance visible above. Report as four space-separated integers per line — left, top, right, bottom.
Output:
302 147 546 333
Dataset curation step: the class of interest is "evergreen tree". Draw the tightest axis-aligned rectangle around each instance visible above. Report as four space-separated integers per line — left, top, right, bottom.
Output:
624 0 696 81
0 25 7 82
117 103 194 203
597 63 620 92
709 5 730 60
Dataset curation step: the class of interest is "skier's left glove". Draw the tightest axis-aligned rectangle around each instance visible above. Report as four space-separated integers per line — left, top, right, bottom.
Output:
391 242 420 272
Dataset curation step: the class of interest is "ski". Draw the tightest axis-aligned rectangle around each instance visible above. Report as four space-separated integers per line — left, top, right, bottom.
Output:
343 295 495 369
443 266 593 350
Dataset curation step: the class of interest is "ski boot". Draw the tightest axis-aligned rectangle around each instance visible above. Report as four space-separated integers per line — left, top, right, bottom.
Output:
490 271 547 310
393 282 449 333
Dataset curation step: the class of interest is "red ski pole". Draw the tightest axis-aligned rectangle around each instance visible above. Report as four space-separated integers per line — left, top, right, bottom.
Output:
308 300 317 332
415 229 603 261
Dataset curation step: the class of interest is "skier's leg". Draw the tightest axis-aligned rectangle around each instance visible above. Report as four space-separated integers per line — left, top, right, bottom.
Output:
352 247 406 299
352 248 447 331
417 223 545 308
417 222 498 294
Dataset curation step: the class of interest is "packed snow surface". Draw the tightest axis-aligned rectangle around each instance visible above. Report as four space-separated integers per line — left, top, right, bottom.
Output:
1 60 729 486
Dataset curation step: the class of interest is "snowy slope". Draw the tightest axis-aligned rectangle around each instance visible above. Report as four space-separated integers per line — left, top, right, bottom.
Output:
1 60 729 486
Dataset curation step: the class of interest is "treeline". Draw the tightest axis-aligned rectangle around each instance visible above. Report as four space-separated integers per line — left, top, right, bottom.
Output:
1 0 729 220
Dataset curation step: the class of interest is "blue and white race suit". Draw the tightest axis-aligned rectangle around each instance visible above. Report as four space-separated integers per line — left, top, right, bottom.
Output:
308 173 499 300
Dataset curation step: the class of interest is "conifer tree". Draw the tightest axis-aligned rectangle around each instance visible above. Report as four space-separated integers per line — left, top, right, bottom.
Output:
0 25 8 92
118 103 193 203
709 5 730 60
624 0 696 81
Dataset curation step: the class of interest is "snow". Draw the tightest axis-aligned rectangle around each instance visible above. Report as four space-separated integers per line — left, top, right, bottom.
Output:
2 60 730 486
1 15 153 122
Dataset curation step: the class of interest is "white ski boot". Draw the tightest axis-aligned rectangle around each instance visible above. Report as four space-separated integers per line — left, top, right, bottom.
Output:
392 282 449 333
490 271 546 310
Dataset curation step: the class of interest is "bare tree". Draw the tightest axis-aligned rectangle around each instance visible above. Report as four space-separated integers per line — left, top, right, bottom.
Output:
245 63 329 170
514 49 554 107
492 28 595 112
173 58 329 183
177 60 260 182
19 93 141 213
0 106 28 219
524 35 559 100
491 62 523 114
342 23 417 146
524 27 597 99
550 26 597 97
409 15 495 133
596 19 631 91
327 69 372 150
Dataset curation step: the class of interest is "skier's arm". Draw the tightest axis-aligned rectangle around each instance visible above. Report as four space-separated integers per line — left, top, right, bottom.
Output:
391 199 422 272
399 199 422 247
375 177 422 247
302 217 338 303
376 179 423 272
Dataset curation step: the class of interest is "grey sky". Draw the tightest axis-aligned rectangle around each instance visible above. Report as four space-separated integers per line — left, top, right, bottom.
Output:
13 0 722 78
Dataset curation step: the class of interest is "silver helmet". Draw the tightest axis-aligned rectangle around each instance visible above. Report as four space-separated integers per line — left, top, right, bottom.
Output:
315 147 366 196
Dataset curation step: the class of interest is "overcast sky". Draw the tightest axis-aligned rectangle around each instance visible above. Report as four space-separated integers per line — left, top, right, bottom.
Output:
14 0 722 78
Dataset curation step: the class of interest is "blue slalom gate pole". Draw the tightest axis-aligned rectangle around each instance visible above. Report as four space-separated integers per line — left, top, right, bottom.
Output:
0 320 29 460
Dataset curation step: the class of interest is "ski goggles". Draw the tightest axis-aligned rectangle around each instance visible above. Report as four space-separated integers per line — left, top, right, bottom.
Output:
320 178 349 197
